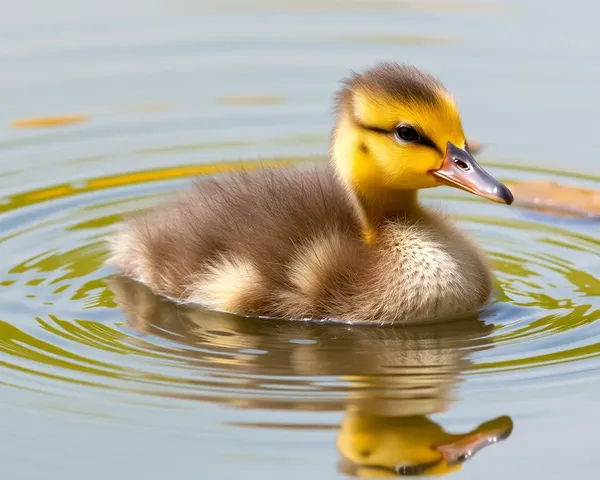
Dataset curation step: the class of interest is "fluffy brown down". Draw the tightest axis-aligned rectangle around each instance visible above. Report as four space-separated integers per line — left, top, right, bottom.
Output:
107 162 492 324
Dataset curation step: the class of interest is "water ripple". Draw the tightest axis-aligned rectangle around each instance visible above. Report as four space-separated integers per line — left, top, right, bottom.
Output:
0 157 598 413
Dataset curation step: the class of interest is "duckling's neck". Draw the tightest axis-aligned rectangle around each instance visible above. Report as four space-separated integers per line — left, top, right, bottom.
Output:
354 184 421 243
332 117 423 243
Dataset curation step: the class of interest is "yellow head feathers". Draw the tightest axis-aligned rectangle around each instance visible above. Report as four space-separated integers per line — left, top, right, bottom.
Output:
331 61 512 237
333 62 466 193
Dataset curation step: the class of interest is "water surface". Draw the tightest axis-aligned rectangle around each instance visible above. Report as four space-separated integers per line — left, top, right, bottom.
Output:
1 1 599 478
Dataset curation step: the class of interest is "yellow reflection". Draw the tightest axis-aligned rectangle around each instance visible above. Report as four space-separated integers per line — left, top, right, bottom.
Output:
338 414 512 477
0 157 312 215
11 115 88 128
111 275 513 477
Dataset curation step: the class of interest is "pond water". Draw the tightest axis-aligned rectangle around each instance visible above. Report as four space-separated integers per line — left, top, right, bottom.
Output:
1 0 599 478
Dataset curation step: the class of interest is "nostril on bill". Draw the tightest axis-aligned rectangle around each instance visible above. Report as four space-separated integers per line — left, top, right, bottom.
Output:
453 158 470 171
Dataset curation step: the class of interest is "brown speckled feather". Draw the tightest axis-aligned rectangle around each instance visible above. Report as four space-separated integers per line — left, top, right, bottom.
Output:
109 163 365 316
335 62 445 116
107 161 492 324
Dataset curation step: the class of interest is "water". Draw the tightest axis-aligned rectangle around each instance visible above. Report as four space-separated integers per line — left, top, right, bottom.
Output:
1 0 599 478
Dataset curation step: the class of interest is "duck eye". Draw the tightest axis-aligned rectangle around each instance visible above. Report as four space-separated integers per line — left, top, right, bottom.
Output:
395 464 423 476
395 125 420 143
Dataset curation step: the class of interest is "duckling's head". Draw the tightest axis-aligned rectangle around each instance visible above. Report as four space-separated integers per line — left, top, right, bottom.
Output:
337 413 514 477
332 62 512 224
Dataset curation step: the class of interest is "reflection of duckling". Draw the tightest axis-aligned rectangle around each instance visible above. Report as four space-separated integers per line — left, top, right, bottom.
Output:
107 62 513 324
111 275 491 414
338 413 513 477
111 276 513 477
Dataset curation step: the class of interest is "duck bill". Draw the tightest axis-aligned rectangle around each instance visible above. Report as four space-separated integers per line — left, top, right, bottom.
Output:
432 142 513 205
434 416 514 467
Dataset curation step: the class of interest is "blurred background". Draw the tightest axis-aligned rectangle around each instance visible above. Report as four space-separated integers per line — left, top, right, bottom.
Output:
0 1 599 479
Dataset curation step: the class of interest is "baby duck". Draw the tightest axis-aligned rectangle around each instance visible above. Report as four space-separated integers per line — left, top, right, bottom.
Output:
107 62 513 324
338 413 513 477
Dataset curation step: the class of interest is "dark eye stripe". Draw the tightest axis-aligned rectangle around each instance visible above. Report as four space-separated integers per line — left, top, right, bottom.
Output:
355 122 390 135
355 459 443 476
409 131 438 151
350 114 443 155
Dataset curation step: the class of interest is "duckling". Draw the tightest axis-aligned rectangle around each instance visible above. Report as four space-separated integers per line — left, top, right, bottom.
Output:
107 61 513 324
338 413 513 477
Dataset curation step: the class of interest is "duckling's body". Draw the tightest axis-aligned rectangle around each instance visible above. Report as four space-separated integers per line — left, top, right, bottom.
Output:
109 163 491 323
108 62 512 324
